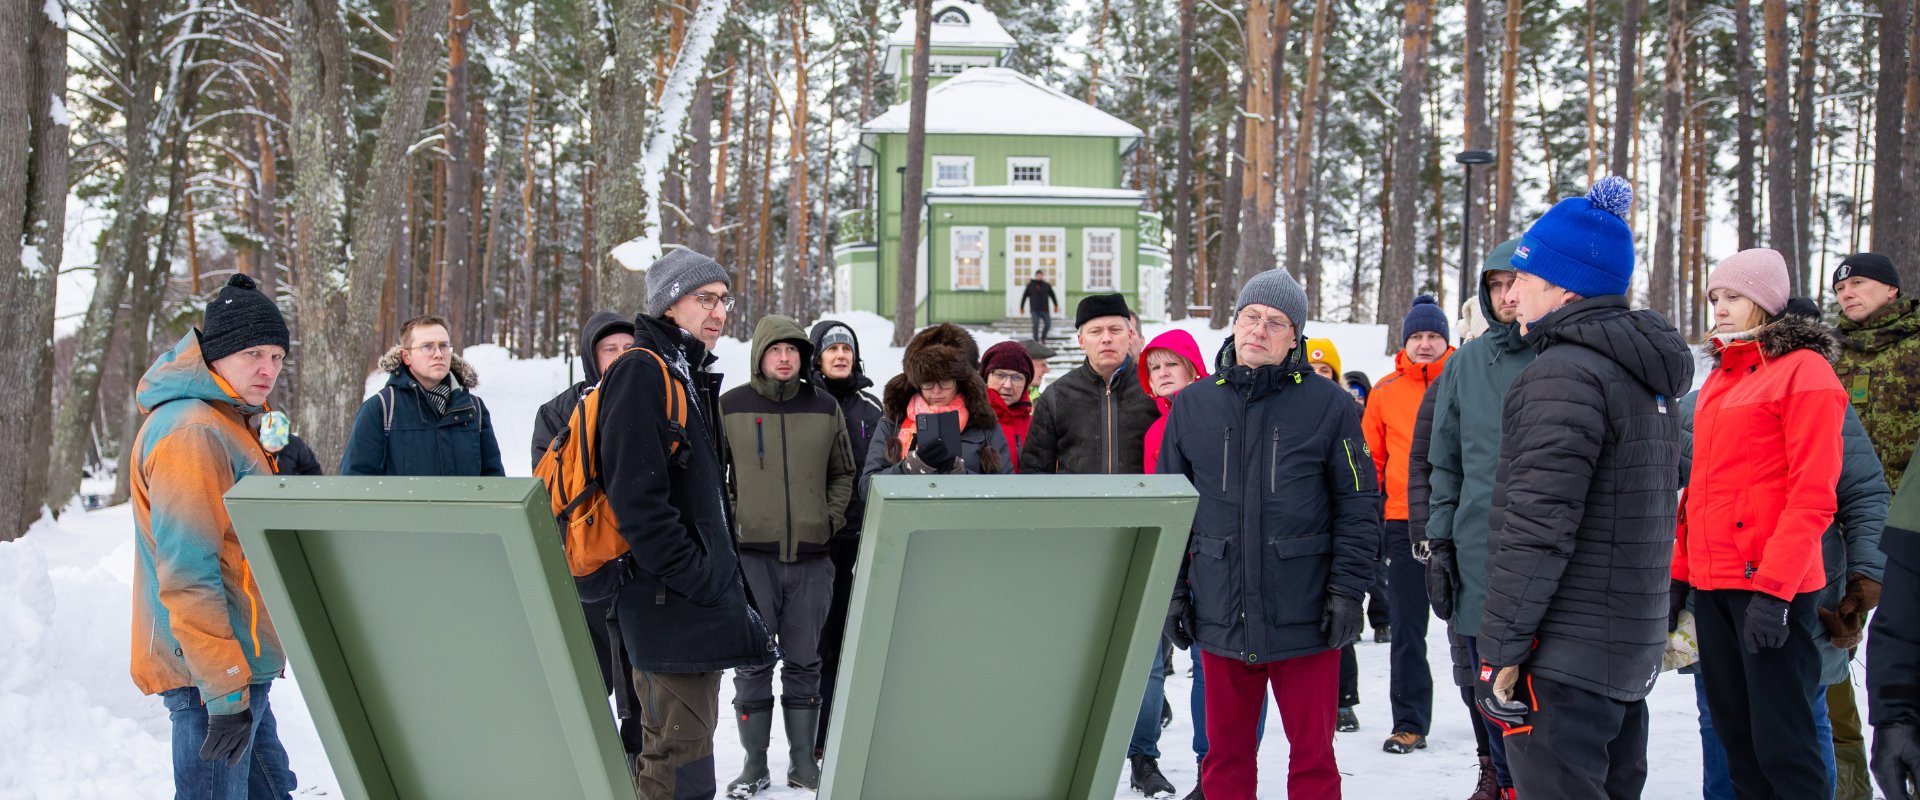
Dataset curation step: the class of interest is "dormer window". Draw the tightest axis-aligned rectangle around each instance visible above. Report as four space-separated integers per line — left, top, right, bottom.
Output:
1008 157 1050 186
933 156 974 188
933 6 970 24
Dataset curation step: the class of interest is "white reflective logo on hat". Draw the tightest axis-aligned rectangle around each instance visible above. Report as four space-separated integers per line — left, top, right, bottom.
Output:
1311 348 1326 361
1515 246 1531 260
1837 264 1852 279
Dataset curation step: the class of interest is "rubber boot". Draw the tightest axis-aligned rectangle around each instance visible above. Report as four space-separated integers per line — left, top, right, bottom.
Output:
727 709 773 798
785 705 823 790
1835 743 1873 800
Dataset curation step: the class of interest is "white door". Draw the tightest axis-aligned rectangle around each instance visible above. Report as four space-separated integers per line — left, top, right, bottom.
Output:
1005 227 1065 317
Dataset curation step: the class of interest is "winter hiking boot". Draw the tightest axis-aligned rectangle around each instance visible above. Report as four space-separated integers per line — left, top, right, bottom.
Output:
1466 755 1500 800
1336 706 1360 732
728 708 774 798
1835 743 1873 800
1382 731 1427 754
784 704 823 790
1181 781 1205 800
1129 754 1177 798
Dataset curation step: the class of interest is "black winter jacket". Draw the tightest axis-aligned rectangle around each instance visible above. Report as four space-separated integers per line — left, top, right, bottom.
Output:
1159 338 1383 664
340 353 505 477
1871 476 1920 725
1021 279 1058 315
810 320 885 537
1022 358 1161 474
270 434 324 476
597 314 775 673
532 311 634 466
1478 295 1692 702
1407 383 1439 547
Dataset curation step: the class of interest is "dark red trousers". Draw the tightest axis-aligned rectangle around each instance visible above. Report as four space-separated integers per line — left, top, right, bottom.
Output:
1200 647 1341 800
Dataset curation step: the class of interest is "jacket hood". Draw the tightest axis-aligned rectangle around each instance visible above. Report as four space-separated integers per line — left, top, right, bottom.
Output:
1525 295 1694 397
748 315 813 401
1478 271 1528 352
1138 329 1211 414
137 331 261 415
377 346 481 389
1838 294 1920 354
808 319 873 394
1221 333 1312 399
1708 310 1842 367
882 324 995 430
578 310 636 385
1391 346 1454 386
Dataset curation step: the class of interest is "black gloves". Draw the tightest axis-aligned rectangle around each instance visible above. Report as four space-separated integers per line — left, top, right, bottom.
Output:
1668 579 1691 634
1474 661 1529 730
1743 592 1791 653
1165 589 1197 650
1322 591 1363 649
1425 539 1457 622
916 434 955 471
201 707 255 767
1874 723 1920 800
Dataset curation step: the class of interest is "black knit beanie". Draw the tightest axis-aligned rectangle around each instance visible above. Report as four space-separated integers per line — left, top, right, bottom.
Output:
200 273 290 363
1833 253 1901 292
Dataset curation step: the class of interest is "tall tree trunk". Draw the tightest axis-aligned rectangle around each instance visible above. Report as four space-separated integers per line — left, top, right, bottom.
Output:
292 0 449 469
784 0 810 319
1611 0 1642 175
1874 0 1912 274
1763 0 1796 279
480 82 515 336
1212 74 1246 330
0 0 66 536
1792 0 1818 293
1285 0 1331 287
1087 0 1110 104
1493 0 1521 240
1383 0 1431 349
442 0 473 348
1584 0 1599 185
593 0 650 314
1170 0 1194 321
713 54 736 265
1651 0 1685 323
1735 0 1758 249
1468 0 1492 280
253 117 279 299
1236 0 1280 291
893 0 932 345
48 0 168 512
688 67 714 257
522 92 540 356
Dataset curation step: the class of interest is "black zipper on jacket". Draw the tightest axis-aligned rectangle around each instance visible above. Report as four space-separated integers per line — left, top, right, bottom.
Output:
1234 383 1254 662
755 418 765 469
1270 428 1279 494
779 388 794 560
1104 373 1115 473
1221 429 1230 492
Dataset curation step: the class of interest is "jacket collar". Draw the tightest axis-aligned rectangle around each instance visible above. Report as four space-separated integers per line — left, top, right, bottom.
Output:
1221 334 1310 400
1839 294 1920 354
1391 347 1453 387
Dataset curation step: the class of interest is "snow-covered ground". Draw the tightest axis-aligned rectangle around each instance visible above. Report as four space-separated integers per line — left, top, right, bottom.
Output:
1 313 1848 798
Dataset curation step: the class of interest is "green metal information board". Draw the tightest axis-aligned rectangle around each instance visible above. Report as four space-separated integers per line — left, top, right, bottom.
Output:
225 477 631 800
821 474 1198 800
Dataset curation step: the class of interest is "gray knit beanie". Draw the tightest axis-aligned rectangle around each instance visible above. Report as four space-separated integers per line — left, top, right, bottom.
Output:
1235 269 1309 332
644 248 732 318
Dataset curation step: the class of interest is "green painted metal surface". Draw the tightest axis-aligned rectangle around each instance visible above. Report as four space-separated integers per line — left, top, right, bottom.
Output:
820 475 1197 800
224 477 632 800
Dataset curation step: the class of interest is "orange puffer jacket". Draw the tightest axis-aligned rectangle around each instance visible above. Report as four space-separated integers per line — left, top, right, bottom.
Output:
1363 347 1453 520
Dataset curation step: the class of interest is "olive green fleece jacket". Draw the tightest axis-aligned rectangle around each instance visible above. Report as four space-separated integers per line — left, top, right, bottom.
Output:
719 316 857 561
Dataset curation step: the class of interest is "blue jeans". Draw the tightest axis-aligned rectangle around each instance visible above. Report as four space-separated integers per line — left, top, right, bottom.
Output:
1190 647 1266 762
163 682 296 800
1130 638 1170 758
1695 673 1834 800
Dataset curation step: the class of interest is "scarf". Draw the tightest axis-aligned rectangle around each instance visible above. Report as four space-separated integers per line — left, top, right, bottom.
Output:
896 393 969 455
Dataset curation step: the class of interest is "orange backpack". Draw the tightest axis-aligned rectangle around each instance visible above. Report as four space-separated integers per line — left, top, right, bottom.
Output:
534 347 690 599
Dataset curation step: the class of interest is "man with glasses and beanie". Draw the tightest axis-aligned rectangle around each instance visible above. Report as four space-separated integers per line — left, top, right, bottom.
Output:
1159 268 1382 800
595 248 776 800
341 313 505 476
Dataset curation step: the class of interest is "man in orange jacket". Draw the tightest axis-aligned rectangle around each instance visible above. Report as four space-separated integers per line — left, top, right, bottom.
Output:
1362 294 1455 755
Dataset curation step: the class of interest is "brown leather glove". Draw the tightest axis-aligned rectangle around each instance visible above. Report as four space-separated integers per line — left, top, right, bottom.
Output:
1837 573 1882 616
1818 606 1866 649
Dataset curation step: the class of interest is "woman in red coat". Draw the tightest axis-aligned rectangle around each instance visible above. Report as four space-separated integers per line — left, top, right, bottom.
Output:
1138 329 1210 473
982 341 1035 472
1677 248 1849 800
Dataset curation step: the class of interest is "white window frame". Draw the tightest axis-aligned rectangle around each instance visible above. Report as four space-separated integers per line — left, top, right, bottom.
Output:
1008 157 1051 187
932 156 974 188
1082 228 1122 292
950 226 989 291
929 55 994 76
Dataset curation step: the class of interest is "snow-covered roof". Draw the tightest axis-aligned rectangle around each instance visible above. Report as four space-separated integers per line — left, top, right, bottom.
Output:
862 68 1145 140
883 1 1016 75
924 185 1147 206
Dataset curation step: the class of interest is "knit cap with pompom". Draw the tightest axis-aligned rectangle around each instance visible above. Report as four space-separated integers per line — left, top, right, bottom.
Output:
1508 175 1637 298
199 272 289 364
1402 293 1451 344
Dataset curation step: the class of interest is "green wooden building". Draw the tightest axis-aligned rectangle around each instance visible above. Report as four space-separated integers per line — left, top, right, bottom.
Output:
833 1 1169 326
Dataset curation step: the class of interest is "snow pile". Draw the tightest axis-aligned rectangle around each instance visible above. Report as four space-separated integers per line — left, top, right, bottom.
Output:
0 518 172 799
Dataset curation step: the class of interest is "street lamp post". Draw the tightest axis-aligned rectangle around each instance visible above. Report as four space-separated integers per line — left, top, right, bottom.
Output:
1454 150 1496 312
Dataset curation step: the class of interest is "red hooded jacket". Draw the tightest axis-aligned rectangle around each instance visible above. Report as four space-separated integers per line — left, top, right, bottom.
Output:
1676 315 1848 598
1139 330 1210 473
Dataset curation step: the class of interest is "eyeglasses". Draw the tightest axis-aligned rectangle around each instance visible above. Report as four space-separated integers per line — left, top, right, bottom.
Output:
919 379 957 392
688 292 736 311
1234 310 1295 337
411 343 453 355
987 370 1027 385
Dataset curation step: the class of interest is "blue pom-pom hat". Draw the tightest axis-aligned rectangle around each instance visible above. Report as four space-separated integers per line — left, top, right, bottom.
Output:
1509 175 1637 298
1402 292 1451 344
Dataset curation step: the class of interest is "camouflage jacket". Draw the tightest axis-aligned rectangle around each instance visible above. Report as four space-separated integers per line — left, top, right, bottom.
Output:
1836 294 1920 490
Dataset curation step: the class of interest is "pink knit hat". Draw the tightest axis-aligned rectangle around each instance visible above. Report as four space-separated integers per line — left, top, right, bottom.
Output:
1707 248 1792 316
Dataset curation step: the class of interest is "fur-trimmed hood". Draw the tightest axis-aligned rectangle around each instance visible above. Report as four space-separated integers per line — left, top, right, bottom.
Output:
377 346 481 389
881 323 995 430
1707 311 1842 367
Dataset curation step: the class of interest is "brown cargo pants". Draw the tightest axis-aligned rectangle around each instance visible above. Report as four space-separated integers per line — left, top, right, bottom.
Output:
630 670 721 800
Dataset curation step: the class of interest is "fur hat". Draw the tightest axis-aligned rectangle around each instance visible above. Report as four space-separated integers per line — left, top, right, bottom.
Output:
880 324 1001 471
